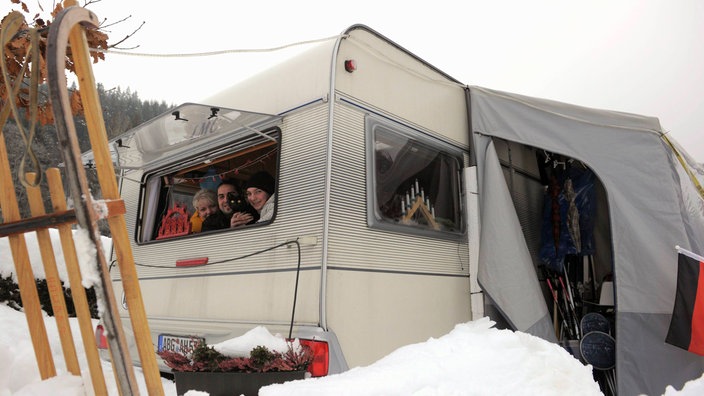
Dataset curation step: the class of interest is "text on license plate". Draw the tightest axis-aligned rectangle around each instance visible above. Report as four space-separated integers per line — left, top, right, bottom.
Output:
158 334 205 355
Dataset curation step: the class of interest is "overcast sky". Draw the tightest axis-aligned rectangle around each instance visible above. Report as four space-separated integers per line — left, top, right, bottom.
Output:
61 0 704 160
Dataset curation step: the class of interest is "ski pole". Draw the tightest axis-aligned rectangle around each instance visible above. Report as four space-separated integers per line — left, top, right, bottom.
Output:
547 278 574 339
559 275 580 339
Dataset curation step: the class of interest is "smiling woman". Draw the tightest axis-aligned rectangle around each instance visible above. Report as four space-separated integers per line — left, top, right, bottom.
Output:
244 171 276 223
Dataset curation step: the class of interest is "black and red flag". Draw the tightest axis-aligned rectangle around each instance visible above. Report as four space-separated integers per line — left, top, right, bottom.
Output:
666 252 704 355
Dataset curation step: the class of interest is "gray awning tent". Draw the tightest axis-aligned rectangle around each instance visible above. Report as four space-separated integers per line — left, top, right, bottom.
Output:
470 86 704 395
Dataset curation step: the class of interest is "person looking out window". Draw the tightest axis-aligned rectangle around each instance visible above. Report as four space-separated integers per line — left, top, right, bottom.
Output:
190 189 219 233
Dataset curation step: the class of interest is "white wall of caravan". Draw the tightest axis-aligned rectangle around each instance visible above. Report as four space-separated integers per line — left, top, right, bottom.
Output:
322 103 471 367
137 272 321 323
112 104 332 328
203 40 336 114
327 104 470 275
326 270 471 367
336 29 468 147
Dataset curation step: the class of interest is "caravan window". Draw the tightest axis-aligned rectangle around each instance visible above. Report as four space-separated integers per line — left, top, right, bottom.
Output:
366 117 464 237
136 128 280 243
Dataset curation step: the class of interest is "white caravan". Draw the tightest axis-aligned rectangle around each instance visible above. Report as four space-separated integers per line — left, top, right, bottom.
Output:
102 25 473 377
99 24 704 395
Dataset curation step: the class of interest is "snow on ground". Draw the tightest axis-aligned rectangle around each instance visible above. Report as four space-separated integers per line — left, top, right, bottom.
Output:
0 303 177 395
0 229 112 284
1 229 704 395
259 318 601 396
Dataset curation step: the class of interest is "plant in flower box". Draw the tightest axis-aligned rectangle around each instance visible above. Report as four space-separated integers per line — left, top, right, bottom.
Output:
158 327 313 396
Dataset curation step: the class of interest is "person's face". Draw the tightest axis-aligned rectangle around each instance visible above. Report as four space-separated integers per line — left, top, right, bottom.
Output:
195 199 218 220
246 187 270 212
217 184 237 214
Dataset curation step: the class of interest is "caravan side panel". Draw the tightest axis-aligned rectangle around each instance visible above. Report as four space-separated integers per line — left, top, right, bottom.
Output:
324 103 471 367
112 104 333 362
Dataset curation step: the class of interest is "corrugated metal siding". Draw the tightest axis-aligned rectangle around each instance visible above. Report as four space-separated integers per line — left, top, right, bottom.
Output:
327 104 470 276
504 169 545 268
493 139 546 272
112 104 330 281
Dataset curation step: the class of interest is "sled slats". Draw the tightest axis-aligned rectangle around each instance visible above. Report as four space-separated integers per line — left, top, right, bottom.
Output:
47 167 109 395
64 5 161 395
0 1 163 394
25 172 82 376
0 115 57 381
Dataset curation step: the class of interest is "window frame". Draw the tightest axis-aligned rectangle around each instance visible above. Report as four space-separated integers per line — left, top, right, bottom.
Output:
365 116 466 240
134 127 281 244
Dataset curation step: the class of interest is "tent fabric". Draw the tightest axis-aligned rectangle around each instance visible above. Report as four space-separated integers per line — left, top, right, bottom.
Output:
476 139 557 342
469 86 704 396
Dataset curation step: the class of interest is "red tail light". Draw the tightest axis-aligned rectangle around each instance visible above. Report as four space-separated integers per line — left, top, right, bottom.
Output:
299 339 329 377
95 324 108 349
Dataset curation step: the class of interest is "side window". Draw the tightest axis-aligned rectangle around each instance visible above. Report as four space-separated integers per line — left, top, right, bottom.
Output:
137 129 280 243
366 117 464 237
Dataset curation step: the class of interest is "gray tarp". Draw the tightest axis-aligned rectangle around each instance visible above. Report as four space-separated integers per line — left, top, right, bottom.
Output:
470 86 704 396
477 139 558 342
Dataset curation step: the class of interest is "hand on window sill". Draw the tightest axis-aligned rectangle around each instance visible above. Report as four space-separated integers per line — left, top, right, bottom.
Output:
231 212 254 227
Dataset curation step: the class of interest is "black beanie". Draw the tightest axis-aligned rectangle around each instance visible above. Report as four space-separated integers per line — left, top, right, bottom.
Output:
245 171 275 195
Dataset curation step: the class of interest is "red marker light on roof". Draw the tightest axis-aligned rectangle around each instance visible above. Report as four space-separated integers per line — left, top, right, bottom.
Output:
344 59 357 73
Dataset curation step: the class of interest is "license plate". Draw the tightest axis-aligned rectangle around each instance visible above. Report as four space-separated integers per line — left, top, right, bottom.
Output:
157 334 205 355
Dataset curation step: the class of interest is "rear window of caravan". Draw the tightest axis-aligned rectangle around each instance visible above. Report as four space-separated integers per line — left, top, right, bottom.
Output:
366 116 465 238
136 128 280 243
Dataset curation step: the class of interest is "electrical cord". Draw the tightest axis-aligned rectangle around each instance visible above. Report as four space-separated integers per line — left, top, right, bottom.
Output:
124 238 299 269
288 239 302 339
109 237 305 343
89 35 344 58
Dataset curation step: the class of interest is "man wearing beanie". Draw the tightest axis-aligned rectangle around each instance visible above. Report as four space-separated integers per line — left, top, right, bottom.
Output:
203 179 259 231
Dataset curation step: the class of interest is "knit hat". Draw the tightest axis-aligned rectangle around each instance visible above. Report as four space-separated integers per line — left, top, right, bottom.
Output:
245 171 275 195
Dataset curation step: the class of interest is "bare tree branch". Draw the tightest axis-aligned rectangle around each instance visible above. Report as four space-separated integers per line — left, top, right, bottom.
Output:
100 14 132 30
108 19 144 49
